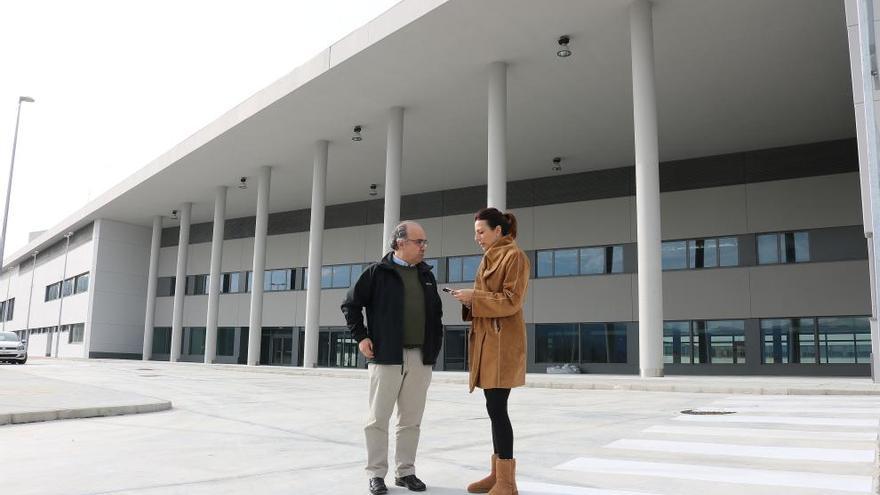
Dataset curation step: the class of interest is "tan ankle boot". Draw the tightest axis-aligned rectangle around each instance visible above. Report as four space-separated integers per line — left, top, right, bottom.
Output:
488 458 517 495
467 454 497 493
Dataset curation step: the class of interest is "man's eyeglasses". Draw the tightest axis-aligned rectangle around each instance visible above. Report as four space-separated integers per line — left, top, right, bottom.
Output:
407 239 429 247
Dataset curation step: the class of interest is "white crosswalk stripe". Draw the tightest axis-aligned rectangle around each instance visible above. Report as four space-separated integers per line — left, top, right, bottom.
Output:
539 394 880 494
517 481 660 495
555 457 873 493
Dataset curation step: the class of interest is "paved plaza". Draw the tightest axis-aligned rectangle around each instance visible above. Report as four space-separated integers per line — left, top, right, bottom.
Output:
0 359 878 495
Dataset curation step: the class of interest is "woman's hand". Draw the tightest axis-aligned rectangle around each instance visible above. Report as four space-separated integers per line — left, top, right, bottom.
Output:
452 288 474 307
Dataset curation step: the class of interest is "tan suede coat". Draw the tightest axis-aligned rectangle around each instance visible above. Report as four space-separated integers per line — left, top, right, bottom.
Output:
463 235 530 392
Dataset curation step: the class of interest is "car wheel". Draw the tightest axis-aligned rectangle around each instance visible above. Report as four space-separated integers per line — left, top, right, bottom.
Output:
16 357 26 365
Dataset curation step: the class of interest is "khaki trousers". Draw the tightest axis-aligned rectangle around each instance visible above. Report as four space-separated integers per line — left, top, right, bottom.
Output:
365 347 433 478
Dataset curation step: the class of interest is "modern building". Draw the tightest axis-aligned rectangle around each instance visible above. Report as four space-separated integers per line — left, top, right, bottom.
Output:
2 0 877 378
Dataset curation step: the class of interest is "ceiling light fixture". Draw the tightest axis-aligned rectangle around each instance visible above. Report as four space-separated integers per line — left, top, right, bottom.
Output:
352 125 363 142
557 35 572 58
552 156 562 172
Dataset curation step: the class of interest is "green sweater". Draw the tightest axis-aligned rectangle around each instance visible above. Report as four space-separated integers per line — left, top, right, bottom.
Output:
393 264 426 347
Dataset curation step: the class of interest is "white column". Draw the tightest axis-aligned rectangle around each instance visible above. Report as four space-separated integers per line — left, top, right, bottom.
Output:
631 0 664 378
205 187 226 364
487 61 508 211
303 140 328 368
849 0 880 380
170 203 191 363
142 216 162 360
247 166 271 366
382 107 404 255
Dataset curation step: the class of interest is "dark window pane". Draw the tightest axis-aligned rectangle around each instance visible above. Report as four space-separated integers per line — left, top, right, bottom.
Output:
217 327 235 356
535 324 578 363
608 246 624 273
757 234 779 264
75 273 89 293
580 323 627 363
579 247 604 275
188 327 206 355
664 321 692 364
223 272 243 293
153 327 171 354
554 249 578 276
350 264 364 287
794 231 810 262
761 318 816 364
689 239 717 269
817 317 870 364
266 269 291 291
62 278 75 297
536 251 553 278
662 241 687 270
703 320 746 364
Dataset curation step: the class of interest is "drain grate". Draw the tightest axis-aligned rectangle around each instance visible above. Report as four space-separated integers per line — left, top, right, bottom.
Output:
680 409 736 415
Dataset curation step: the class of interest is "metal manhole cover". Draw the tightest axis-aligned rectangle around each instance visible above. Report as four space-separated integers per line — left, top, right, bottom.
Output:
680 409 736 415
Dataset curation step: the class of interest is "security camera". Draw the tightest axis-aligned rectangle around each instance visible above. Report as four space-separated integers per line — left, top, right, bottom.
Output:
171 209 179 219
552 157 562 172
369 183 378 196
238 176 248 189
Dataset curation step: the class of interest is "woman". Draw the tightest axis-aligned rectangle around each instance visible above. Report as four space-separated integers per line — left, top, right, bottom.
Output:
452 207 529 495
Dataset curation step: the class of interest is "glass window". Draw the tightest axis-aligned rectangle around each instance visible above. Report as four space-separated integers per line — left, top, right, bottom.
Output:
246 271 254 292
68 323 85 344
535 324 579 363
461 255 481 282
664 321 692 364
185 275 208 295
321 266 333 289
152 327 171 354
554 249 578 276
74 273 89 294
697 320 746 364
45 282 61 301
718 237 739 267
265 269 292 291
761 318 816 364
62 278 75 297
579 247 604 275
217 327 235 356
688 239 717 269
350 264 365 287
580 323 627 363
222 272 243 294
157 277 175 297
662 241 687 270
817 317 870 364
423 259 438 277
608 246 624 273
187 327 206 355
3 298 13 322
536 251 553 278
448 257 463 283
331 265 351 289
757 234 779 264
782 232 810 263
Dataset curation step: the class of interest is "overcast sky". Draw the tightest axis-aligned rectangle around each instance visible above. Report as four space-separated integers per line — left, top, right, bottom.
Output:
0 0 400 258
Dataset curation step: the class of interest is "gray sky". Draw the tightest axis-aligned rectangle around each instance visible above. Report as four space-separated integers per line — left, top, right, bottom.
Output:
0 0 400 257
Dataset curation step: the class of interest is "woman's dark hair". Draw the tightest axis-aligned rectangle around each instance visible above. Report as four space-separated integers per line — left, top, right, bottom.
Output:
474 207 517 239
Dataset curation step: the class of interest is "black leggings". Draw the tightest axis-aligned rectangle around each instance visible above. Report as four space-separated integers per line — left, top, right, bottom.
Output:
484 388 513 459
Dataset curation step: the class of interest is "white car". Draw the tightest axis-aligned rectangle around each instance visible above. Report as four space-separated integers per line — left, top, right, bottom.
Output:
0 332 26 364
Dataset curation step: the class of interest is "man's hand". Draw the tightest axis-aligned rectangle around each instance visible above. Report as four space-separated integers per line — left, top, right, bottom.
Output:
359 338 375 359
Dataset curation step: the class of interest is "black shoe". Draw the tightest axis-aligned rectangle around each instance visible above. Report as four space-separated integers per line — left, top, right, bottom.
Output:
395 474 427 492
369 477 388 495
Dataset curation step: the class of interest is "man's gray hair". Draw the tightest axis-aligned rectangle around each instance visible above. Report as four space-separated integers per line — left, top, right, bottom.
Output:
389 221 418 251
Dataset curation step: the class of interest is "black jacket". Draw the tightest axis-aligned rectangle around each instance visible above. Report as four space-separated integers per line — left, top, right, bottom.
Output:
341 253 443 365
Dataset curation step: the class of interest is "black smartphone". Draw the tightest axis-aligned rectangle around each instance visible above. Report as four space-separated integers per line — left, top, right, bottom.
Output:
442 287 454 293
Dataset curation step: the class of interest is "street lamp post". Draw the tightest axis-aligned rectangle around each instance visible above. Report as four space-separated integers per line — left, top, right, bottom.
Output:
1 96 35 270
53 232 73 358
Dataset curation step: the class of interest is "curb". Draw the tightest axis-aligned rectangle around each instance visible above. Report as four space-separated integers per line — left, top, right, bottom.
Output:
0 400 172 426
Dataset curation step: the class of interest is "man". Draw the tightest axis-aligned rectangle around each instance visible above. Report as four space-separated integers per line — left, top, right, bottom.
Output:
341 221 444 495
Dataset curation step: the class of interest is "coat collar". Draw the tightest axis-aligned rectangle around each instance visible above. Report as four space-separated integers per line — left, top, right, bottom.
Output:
378 252 433 272
482 235 517 266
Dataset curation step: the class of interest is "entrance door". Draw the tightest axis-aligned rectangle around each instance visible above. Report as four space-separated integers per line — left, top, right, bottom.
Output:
444 326 469 371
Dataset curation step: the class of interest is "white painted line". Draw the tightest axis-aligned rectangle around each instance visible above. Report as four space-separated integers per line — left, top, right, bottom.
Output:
673 414 879 428
717 396 880 403
643 425 879 441
555 457 873 493
695 406 880 414
606 438 874 463
518 481 658 495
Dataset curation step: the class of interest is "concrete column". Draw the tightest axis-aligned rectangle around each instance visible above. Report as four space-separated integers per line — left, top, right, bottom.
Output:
142 216 162 360
204 186 226 364
382 107 404 255
247 166 271 366
170 203 191 362
487 61 508 211
303 140 328 368
848 0 880 380
631 0 664 378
